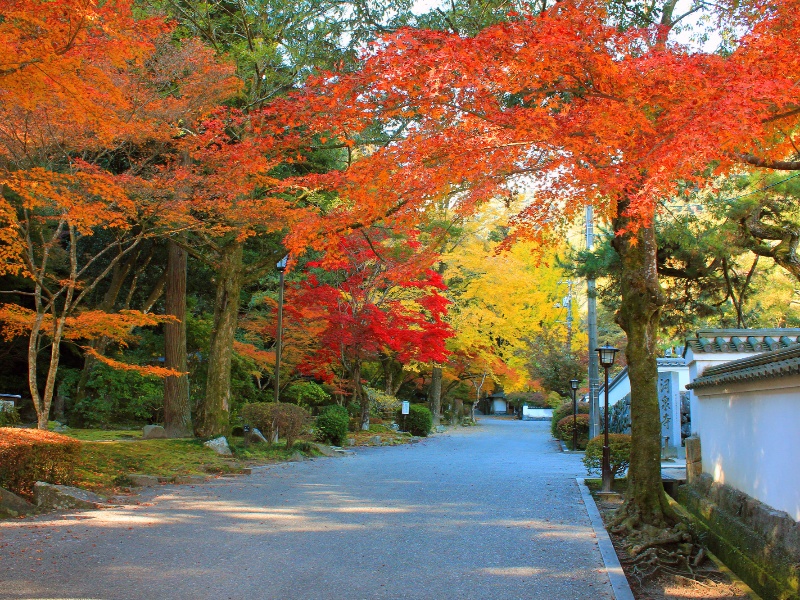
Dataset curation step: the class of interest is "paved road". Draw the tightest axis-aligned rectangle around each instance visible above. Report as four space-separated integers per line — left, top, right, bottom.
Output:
0 418 613 600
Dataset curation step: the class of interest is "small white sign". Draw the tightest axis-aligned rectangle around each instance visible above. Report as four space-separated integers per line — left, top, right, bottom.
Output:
401 401 410 415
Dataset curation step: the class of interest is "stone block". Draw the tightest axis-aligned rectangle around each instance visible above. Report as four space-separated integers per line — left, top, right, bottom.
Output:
246 428 268 444
289 451 304 462
203 436 232 456
34 482 105 510
311 443 336 457
143 425 168 440
685 436 701 464
347 438 356 446
128 474 160 487
687 460 702 483
370 435 382 444
0 486 36 517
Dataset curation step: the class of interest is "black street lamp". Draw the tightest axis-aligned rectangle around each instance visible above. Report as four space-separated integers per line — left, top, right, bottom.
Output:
274 255 289 404
596 342 619 493
570 378 579 450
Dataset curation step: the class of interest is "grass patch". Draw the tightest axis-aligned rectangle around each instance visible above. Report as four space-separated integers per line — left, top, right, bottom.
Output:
584 477 629 495
71 434 318 496
62 429 142 441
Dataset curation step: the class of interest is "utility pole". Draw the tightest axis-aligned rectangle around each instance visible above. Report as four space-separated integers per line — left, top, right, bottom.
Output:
586 206 601 439
556 279 576 355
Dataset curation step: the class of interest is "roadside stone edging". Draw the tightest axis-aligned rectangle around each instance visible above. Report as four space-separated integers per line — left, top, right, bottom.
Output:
576 477 635 600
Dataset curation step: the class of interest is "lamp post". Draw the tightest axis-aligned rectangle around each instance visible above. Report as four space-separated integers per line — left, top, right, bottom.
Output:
570 378 579 450
274 255 288 404
596 342 619 493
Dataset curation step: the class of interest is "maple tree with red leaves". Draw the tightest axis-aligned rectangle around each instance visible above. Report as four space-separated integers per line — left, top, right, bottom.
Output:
289 229 452 430
283 0 800 535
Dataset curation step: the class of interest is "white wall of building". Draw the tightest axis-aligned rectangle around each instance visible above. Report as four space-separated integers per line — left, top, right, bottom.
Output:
684 348 756 436
694 375 800 521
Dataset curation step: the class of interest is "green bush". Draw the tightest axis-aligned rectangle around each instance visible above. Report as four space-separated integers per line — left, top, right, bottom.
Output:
316 405 350 446
551 401 590 437
397 404 433 437
67 364 163 427
0 405 20 427
0 428 81 500
556 414 590 450
583 434 632 479
546 391 566 409
284 381 330 409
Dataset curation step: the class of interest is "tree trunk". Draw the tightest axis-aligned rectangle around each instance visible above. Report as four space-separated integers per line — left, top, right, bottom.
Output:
429 366 442 425
163 240 192 437
354 359 370 431
611 203 676 530
195 241 243 438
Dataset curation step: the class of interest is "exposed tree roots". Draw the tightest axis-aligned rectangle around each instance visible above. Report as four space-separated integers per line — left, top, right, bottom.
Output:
609 502 707 586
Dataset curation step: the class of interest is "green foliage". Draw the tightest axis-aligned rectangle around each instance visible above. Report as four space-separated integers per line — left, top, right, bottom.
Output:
284 381 330 409
64 364 164 427
397 404 432 437
583 434 632 479
551 401 590 437
0 428 81 500
546 391 565 409
0 404 20 427
315 404 349 446
365 386 401 418
556 414 590 450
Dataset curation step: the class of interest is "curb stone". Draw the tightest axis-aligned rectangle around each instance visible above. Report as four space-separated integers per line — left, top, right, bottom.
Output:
577 477 635 600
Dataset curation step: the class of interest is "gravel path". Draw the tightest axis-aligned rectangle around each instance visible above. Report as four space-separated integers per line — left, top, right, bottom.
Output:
0 418 613 600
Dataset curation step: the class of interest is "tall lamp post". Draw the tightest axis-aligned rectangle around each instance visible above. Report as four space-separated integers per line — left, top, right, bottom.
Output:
274 255 289 404
570 379 579 450
596 343 619 493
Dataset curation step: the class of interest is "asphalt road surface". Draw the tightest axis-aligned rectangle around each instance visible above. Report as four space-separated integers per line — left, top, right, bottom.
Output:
0 418 613 600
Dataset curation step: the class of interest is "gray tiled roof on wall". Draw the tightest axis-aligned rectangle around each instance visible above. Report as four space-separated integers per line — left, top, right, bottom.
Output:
687 345 800 389
683 329 800 356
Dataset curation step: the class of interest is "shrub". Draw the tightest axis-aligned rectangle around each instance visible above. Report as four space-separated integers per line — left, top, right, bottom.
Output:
284 381 330 409
556 414 590 450
397 404 433 437
551 401 590 437
241 402 311 448
0 405 20 427
273 403 311 449
241 402 279 441
316 405 349 446
583 434 632 479
546 391 566 408
0 428 81 499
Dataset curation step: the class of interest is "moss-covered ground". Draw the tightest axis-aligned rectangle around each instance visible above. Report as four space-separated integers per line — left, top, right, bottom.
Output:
61 430 321 496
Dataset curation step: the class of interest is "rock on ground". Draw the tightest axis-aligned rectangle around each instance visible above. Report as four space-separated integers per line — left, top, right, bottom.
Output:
0 487 36 517
33 482 106 510
203 436 232 456
143 425 168 439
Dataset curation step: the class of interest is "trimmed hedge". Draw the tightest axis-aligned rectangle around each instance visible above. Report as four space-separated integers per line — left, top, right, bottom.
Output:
316 405 350 446
550 401 590 437
583 434 632 479
556 413 590 450
397 404 432 437
0 428 81 499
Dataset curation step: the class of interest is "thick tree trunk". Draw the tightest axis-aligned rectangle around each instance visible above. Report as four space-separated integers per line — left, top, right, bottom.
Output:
195 241 243 438
429 366 442 425
164 240 192 437
611 204 676 530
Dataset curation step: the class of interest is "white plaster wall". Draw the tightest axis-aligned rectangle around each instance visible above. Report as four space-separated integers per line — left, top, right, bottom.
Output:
685 348 760 436
695 375 800 521
492 399 508 414
522 407 553 420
